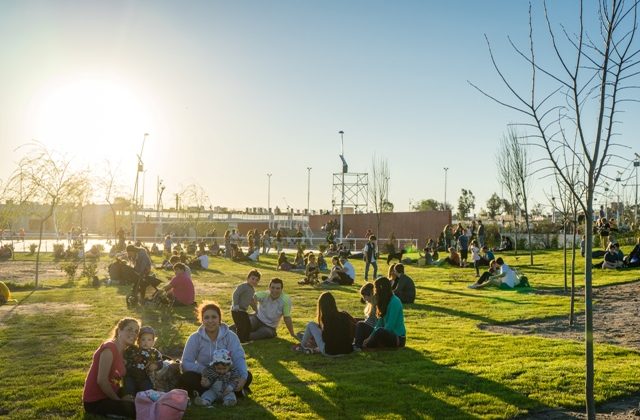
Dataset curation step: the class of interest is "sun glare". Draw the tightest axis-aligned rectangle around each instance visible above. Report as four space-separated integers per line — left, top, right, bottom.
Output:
31 78 152 161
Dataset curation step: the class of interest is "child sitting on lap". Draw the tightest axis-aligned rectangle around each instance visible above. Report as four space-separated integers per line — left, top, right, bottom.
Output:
123 326 163 398
195 349 241 407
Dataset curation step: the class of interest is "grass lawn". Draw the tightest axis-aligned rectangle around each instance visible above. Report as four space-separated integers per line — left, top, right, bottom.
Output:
1 248 640 419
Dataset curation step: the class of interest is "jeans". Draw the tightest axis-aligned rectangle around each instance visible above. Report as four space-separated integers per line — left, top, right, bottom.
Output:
364 260 378 280
123 374 153 396
301 321 325 353
179 370 253 399
202 381 238 405
249 314 277 341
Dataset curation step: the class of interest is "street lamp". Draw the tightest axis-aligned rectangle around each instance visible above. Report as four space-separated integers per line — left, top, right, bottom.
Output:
443 167 449 211
306 167 312 215
267 173 272 228
339 130 347 242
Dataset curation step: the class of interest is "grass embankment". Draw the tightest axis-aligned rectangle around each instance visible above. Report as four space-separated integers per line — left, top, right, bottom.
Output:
1 248 640 419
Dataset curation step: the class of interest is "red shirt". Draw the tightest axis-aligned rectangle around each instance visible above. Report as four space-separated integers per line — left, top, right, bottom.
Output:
82 341 126 402
168 271 195 305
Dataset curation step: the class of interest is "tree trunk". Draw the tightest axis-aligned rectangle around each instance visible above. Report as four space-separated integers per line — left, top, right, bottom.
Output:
584 202 595 419
570 218 577 326
563 221 568 293
524 202 533 265
35 219 45 288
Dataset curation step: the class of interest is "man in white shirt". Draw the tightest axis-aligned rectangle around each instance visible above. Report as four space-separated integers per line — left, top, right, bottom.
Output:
469 257 517 289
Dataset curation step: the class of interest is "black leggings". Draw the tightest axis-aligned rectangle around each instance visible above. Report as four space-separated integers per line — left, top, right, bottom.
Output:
231 310 252 343
354 322 374 348
84 399 135 418
365 328 406 349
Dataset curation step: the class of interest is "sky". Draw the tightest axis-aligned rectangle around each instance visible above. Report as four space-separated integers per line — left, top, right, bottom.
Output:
0 1 638 215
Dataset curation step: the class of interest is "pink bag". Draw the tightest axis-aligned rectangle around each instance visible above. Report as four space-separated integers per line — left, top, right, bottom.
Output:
135 389 189 420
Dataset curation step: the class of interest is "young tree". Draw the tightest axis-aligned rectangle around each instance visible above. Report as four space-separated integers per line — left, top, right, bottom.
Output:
471 1 640 416
100 161 125 240
498 127 534 265
179 183 211 239
486 193 503 219
456 189 475 220
3 144 87 287
369 155 390 238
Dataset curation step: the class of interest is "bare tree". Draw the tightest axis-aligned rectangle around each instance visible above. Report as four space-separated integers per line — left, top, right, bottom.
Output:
179 184 211 240
471 1 640 416
3 144 88 287
370 155 390 238
100 161 126 240
498 127 534 264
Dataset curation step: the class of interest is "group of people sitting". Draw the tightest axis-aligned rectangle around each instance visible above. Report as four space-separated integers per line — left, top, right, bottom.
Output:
598 238 640 269
82 262 415 417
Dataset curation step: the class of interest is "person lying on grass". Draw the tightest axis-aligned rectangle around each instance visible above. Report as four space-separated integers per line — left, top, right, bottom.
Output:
624 237 640 268
293 292 355 355
178 302 251 399
83 318 140 419
362 277 406 350
468 257 517 289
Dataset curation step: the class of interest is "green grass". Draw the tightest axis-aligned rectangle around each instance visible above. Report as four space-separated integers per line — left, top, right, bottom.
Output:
1 248 640 419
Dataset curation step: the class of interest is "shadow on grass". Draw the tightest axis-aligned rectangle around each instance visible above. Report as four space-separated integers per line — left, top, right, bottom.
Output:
420 286 528 303
248 339 544 418
408 302 499 324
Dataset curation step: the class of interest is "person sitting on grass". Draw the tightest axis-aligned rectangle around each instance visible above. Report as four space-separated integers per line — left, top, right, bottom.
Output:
602 243 624 269
362 277 406 350
163 262 195 306
293 292 355 356
293 249 305 269
178 302 251 399
478 246 495 266
441 247 461 267
247 278 297 341
468 259 499 288
317 254 328 271
468 257 517 289
83 318 140 418
418 247 436 266
323 255 355 285
298 253 319 285
624 237 640 268
392 264 416 304
194 349 242 407
123 326 163 399
230 270 261 344
353 283 377 350
277 252 294 271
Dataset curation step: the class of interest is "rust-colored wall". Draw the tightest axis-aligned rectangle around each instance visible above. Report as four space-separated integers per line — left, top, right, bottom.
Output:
309 211 451 246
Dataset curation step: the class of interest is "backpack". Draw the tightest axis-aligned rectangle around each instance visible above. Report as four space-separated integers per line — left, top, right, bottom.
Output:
135 389 189 420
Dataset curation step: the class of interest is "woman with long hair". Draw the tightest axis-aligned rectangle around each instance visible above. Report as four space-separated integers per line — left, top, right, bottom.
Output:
353 282 377 349
83 318 140 418
362 277 406 349
294 292 354 355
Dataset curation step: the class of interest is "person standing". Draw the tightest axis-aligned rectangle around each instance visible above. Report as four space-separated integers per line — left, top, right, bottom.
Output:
363 235 378 281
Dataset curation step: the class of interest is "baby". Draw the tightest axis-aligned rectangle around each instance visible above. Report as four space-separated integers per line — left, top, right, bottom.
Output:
123 326 163 397
194 349 241 407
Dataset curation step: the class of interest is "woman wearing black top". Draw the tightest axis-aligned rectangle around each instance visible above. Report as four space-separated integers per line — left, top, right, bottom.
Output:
295 292 354 355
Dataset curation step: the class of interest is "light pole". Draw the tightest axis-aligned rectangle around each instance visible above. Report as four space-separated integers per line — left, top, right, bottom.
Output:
385 176 390 208
267 173 272 228
339 130 347 242
306 167 312 215
443 167 449 211
131 132 149 241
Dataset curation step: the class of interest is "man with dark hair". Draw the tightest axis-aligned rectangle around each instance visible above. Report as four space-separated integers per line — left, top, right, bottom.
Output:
248 278 296 341
363 235 378 280
231 270 261 343
469 257 517 289
392 264 416 304
163 262 195 305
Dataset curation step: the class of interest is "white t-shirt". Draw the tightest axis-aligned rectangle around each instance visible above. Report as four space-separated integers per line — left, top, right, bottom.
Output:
500 263 517 288
470 246 481 262
342 260 356 280
197 254 209 269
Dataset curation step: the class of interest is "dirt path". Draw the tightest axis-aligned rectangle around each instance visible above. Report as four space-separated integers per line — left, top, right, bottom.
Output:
482 280 640 419
0 259 111 284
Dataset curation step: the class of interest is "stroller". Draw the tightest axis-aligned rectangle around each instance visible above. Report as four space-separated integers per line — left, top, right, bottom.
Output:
126 273 172 311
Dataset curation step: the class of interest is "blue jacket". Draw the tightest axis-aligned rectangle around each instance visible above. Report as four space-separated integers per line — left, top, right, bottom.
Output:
181 324 248 379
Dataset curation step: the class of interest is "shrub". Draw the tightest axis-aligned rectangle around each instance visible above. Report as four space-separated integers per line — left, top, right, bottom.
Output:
28 243 38 255
60 262 79 283
81 262 99 285
53 243 65 259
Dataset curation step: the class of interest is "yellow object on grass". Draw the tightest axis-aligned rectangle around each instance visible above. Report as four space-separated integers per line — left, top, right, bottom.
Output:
0 280 16 304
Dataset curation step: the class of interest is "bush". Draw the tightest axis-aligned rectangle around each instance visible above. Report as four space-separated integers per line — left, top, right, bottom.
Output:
81 262 98 285
53 243 65 259
60 262 79 283
28 243 37 255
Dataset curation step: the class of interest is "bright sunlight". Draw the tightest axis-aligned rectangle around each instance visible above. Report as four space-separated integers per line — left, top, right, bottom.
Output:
30 77 152 160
